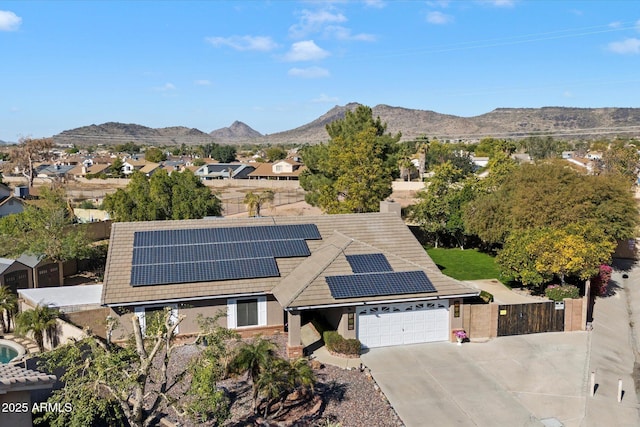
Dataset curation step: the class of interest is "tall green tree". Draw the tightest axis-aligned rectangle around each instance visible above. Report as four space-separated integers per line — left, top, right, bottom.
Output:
0 186 91 285
103 170 222 221
301 105 400 213
143 147 166 163
601 144 639 184
16 304 59 352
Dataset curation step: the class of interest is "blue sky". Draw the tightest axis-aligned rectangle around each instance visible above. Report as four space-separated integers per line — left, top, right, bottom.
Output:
1 1 639 142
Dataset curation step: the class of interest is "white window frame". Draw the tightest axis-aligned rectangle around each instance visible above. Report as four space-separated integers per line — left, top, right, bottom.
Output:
227 296 267 329
134 304 179 336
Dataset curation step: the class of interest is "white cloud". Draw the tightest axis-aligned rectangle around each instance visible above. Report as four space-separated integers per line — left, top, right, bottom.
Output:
476 0 515 7
205 35 278 51
289 9 347 38
312 93 339 103
563 91 573 98
363 0 386 8
426 11 453 25
194 79 211 86
426 1 451 7
154 83 176 92
608 38 640 55
288 66 330 78
325 25 376 41
609 21 622 29
0 10 21 31
283 40 330 61
636 19 640 31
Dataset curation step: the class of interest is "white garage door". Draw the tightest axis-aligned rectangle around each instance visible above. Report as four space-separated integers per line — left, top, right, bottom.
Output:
357 301 450 348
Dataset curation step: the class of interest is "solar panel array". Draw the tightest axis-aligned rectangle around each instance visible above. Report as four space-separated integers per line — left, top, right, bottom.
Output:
346 253 393 274
326 271 436 299
130 224 320 287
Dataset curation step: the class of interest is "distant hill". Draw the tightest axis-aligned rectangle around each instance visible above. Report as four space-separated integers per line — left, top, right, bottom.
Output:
53 122 216 146
52 105 640 147
210 121 262 141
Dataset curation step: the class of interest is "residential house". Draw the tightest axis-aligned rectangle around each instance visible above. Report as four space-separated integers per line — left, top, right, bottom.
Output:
0 183 25 218
121 158 147 175
248 160 305 180
67 163 111 179
194 163 255 180
34 164 74 180
101 210 479 357
0 258 32 292
0 364 57 427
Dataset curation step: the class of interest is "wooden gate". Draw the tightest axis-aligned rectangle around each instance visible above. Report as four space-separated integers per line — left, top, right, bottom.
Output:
497 301 564 336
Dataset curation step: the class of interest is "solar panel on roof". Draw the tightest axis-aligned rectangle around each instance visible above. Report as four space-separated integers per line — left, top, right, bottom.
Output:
346 253 393 274
326 271 436 299
131 257 280 286
133 224 321 248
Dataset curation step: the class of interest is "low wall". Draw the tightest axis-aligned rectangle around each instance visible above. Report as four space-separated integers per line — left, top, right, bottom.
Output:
391 181 425 191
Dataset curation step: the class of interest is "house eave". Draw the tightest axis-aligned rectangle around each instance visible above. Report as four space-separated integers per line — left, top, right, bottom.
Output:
286 292 480 311
103 291 268 308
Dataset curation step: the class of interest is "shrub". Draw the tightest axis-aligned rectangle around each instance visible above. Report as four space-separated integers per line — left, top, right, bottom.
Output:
323 331 361 356
545 284 579 301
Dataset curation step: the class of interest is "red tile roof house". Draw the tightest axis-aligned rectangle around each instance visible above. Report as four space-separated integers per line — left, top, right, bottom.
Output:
101 212 479 357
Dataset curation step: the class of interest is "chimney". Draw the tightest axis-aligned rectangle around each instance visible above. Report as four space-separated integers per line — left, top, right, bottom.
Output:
379 200 401 216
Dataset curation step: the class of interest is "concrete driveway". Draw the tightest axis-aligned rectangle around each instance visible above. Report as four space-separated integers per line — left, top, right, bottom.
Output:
361 332 589 427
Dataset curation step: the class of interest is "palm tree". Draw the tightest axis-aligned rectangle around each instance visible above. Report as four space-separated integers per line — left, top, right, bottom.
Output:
256 357 316 418
231 337 277 412
243 190 275 217
16 304 59 352
0 286 18 333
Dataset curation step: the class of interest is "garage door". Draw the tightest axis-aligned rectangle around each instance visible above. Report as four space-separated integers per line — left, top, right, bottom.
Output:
357 301 450 348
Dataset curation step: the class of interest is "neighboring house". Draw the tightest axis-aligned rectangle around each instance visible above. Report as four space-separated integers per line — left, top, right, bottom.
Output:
561 151 575 159
139 162 161 177
586 151 603 160
101 210 479 357
470 156 489 170
121 158 148 175
194 163 255 180
248 160 306 180
67 163 111 179
34 164 75 180
0 364 57 427
0 183 24 218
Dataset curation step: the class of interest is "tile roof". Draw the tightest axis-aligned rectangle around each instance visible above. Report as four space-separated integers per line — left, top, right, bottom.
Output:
0 364 56 393
102 213 478 308
247 162 305 178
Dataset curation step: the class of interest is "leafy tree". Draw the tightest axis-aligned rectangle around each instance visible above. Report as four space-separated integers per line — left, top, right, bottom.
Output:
109 157 124 178
103 169 222 221
114 141 141 154
301 105 399 213
144 147 166 163
519 136 563 161
497 224 615 286
601 144 639 184
465 160 639 246
255 357 315 419
473 137 517 158
213 145 237 163
265 146 287 162
0 285 17 333
409 162 476 248
16 304 59 352
0 186 91 285
10 137 53 187
244 190 275 217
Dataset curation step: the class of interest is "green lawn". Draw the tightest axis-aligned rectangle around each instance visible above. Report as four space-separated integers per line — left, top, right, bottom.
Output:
426 247 504 282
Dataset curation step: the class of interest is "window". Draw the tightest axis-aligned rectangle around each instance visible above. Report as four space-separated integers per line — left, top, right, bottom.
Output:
227 296 267 329
237 299 258 327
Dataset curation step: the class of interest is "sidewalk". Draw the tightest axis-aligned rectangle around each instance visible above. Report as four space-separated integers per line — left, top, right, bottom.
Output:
583 261 640 426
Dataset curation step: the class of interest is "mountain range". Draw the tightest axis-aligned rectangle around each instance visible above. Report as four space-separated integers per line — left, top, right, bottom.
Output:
51 104 640 147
